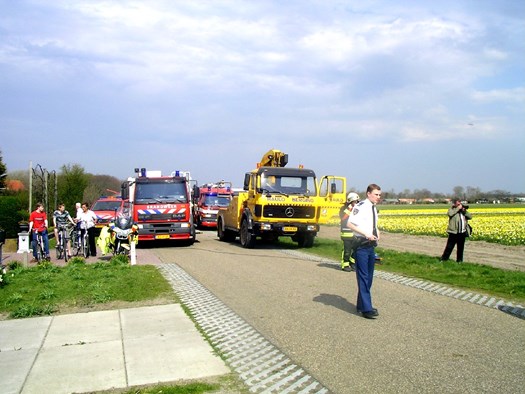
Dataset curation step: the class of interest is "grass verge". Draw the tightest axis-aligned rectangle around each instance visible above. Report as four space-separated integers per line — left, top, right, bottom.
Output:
0 255 177 318
277 237 525 304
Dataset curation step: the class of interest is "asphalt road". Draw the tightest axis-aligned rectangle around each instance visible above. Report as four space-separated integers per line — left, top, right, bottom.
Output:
154 231 524 394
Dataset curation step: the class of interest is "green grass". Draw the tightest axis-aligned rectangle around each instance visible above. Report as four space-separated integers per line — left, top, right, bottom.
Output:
0 256 177 318
277 237 525 304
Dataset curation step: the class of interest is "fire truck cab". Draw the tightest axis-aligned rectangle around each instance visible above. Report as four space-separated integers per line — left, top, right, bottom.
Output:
121 168 197 244
193 181 233 228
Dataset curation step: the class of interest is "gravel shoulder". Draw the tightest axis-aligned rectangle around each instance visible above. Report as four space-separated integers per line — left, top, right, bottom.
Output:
318 225 525 272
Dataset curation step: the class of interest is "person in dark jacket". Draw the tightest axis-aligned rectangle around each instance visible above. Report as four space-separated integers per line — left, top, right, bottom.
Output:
440 199 473 263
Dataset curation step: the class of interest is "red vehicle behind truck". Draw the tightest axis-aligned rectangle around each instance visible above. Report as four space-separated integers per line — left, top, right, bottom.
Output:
121 168 197 244
193 181 233 228
91 195 125 235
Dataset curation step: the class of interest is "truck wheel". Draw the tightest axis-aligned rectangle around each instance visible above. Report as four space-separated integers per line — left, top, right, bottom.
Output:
218 218 236 242
297 232 315 248
240 219 256 248
217 219 227 241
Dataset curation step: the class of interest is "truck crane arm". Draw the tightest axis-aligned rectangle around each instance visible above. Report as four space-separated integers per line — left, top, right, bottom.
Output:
258 149 288 168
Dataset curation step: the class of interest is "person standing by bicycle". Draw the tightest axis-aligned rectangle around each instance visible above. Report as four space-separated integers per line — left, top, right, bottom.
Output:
77 202 98 257
53 203 76 258
29 202 50 262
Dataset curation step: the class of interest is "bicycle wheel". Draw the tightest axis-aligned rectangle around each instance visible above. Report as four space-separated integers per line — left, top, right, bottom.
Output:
63 230 69 262
72 232 80 256
82 235 89 258
56 234 63 260
36 235 44 263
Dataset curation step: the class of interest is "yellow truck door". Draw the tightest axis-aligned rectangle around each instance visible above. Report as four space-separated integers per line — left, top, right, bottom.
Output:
317 176 347 224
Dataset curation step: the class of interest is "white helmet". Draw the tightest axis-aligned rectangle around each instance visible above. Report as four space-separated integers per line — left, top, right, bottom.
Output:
347 192 360 203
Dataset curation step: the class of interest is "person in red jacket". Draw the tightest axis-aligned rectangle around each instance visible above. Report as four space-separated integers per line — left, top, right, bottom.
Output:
29 202 50 262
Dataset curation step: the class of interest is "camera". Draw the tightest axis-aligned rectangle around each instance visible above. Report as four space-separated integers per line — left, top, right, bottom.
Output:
462 204 469 210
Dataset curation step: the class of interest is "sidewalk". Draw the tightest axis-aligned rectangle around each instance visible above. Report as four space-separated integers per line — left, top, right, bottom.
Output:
0 304 231 394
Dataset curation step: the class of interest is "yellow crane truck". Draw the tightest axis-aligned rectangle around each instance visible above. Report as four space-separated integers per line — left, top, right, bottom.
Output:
217 149 346 248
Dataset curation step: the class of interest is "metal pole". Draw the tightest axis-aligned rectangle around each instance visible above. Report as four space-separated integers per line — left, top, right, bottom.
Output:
53 171 57 210
29 160 32 213
44 169 48 214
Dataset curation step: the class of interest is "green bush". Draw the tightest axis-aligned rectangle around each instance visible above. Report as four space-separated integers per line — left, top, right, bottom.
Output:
0 196 27 238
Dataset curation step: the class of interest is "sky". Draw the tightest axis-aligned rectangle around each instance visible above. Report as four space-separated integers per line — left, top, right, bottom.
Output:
1 0 524 194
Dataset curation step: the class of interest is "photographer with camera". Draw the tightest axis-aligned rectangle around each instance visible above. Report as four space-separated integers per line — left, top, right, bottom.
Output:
440 199 473 263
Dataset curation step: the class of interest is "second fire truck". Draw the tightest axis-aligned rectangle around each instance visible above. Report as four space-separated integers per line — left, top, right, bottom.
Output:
193 181 233 229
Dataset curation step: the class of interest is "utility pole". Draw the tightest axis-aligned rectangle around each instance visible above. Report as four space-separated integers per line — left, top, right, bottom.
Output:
29 160 32 213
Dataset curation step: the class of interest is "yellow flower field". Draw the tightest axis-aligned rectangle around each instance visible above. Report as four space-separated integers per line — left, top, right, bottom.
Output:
377 206 525 246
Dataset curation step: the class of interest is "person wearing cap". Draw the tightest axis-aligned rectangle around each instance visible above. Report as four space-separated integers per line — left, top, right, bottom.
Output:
339 192 360 272
346 184 382 319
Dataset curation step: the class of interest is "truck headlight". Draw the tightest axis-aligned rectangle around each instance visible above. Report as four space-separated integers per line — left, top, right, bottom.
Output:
260 223 272 230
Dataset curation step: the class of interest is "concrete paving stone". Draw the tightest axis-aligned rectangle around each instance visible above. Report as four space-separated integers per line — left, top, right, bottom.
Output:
125 333 229 386
0 316 51 351
120 304 195 339
22 340 126 394
43 309 121 348
0 348 39 394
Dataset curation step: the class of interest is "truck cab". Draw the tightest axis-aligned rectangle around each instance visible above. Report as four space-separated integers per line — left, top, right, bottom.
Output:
122 168 196 244
193 182 233 229
217 149 346 248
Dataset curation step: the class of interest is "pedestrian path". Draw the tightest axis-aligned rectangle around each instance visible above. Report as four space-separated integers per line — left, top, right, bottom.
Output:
0 304 230 394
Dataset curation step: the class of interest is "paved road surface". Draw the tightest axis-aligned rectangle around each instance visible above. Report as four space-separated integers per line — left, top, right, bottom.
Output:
153 231 524 394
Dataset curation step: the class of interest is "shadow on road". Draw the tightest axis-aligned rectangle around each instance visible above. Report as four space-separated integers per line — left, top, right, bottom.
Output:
313 293 360 316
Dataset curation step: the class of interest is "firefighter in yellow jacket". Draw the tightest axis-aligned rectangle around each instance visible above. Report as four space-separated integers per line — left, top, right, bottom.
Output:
340 192 360 272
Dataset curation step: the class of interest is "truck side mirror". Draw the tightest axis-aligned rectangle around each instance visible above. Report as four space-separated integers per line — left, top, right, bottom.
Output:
121 182 129 200
243 173 250 191
193 185 200 199
331 183 337 194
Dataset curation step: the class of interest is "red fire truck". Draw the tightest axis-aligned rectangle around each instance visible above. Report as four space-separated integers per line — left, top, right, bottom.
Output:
193 181 233 229
121 168 197 244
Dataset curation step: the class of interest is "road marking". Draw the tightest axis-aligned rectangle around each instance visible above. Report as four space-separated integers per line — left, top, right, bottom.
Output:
159 264 331 393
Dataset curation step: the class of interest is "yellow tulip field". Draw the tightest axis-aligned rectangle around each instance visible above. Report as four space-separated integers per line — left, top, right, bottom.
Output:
377 205 525 246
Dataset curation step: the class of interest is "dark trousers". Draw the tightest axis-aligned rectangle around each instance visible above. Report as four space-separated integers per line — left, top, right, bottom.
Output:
441 232 467 262
355 246 376 313
87 227 97 256
82 227 97 256
341 237 355 262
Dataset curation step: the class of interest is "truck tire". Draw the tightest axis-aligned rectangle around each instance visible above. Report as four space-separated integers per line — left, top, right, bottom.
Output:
297 232 315 248
240 219 256 248
217 219 236 242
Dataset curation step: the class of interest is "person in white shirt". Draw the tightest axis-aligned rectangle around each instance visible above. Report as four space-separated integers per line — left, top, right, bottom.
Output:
77 202 98 257
346 184 382 319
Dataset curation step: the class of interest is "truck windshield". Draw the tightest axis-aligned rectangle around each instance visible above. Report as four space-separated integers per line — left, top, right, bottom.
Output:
203 195 230 207
92 200 122 211
260 174 317 196
135 181 188 203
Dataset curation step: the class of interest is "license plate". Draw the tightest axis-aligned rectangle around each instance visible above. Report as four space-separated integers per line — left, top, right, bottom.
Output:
155 234 170 239
283 226 297 232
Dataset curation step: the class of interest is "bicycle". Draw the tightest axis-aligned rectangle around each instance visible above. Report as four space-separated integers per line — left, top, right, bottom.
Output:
56 225 73 262
71 221 89 258
33 230 47 263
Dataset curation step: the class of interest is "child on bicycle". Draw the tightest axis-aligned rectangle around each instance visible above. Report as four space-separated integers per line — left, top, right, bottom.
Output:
29 202 50 262
53 203 76 258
